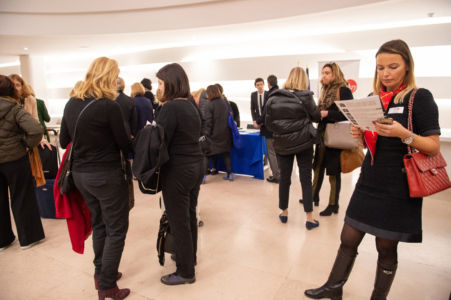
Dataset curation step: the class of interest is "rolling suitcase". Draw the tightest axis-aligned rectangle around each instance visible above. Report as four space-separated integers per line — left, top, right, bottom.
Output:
35 179 58 218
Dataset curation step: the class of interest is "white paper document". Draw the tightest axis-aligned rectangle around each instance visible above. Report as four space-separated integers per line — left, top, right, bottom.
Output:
334 96 384 131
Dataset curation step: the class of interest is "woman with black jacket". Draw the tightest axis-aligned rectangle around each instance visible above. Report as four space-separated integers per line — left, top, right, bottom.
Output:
203 85 234 181
60 57 132 300
156 63 204 285
265 67 321 230
312 63 353 216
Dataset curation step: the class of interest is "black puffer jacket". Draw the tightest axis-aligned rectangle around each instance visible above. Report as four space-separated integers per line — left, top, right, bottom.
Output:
265 89 320 155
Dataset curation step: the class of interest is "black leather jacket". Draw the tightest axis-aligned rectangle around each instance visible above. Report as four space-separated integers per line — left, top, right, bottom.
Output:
265 89 320 155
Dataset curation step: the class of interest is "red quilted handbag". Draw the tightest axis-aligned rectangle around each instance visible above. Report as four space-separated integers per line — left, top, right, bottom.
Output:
403 89 451 197
404 152 451 197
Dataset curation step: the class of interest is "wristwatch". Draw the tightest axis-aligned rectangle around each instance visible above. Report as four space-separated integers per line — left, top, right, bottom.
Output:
401 132 415 145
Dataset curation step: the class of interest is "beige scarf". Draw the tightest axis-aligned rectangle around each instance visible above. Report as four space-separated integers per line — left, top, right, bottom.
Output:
318 83 345 111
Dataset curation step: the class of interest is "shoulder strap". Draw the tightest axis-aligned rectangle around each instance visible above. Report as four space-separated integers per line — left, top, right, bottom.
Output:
406 88 418 154
291 91 312 122
67 99 96 161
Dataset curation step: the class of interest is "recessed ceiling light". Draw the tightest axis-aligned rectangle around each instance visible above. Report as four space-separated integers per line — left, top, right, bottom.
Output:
24 47 28 51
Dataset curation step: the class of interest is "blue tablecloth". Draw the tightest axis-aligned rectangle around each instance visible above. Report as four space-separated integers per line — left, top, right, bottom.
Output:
217 131 267 179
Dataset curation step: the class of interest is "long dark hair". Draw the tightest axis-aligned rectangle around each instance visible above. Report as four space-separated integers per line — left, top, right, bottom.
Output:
156 63 190 102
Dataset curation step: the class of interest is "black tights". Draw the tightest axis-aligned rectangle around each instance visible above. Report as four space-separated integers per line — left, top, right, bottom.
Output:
340 223 399 267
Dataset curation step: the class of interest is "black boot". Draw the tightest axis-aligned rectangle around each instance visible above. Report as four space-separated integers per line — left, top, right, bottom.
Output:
305 248 357 299
370 262 397 300
319 205 339 216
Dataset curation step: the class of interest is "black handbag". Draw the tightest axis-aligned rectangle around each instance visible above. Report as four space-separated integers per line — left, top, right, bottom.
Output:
57 100 95 195
156 209 176 266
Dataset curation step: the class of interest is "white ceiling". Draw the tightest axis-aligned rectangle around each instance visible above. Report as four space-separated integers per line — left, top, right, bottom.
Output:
0 0 450 59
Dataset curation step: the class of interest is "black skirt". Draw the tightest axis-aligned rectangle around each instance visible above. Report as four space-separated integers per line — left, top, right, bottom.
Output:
345 152 423 243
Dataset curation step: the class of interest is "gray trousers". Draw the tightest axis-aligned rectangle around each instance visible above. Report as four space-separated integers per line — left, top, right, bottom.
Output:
266 137 280 179
73 168 129 290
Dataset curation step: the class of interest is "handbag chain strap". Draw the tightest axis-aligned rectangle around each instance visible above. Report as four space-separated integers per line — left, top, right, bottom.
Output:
67 99 96 162
406 88 418 154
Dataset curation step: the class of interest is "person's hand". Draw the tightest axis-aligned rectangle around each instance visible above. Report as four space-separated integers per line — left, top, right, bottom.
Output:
350 125 364 147
253 121 260 129
373 120 410 139
40 140 53 150
320 110 328 119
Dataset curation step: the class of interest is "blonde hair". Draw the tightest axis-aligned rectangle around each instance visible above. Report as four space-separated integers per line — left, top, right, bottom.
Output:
130 82 145 98
9 74 34 98
373 39 416 104
283 67 308 91
70 80 84 98
75 57 119 100
191 88 205 105
320 63 347 87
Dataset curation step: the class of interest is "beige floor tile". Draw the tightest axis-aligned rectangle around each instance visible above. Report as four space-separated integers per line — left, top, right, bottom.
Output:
1 168 450 300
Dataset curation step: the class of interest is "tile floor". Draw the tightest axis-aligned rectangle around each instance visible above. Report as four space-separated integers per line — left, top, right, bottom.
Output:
1 168 450 300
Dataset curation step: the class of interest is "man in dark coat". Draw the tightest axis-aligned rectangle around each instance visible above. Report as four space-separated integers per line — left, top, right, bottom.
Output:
116 77 138 138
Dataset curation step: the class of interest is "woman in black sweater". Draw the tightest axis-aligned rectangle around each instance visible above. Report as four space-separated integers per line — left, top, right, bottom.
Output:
156 63 204 285
60 57 132 300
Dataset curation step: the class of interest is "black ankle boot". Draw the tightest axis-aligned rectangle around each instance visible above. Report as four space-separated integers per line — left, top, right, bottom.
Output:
319 205 339 216
305 248 357 299
370 262 397 300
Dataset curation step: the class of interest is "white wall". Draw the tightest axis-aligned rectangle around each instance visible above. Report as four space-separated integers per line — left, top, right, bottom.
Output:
1 40 450 131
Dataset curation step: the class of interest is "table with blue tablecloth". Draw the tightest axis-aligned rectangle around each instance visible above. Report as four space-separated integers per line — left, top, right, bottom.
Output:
217 131 267 179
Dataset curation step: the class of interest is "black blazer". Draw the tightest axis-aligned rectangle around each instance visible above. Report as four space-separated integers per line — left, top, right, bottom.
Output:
250 91 267 121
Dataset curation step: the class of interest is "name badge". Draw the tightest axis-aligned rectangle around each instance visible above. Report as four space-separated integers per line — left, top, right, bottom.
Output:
388 107 404 114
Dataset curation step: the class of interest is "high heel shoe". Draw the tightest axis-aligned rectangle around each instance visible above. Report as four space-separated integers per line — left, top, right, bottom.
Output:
98 286 130 300
319 205 339 216
279 214 288 223
306 220 320 230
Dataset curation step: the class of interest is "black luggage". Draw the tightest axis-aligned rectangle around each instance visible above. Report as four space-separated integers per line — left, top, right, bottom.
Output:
35 179 58 218
39 145 59 179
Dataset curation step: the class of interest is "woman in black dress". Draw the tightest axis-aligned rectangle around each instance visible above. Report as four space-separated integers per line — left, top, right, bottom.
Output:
156 63 204 285
305 39 441 299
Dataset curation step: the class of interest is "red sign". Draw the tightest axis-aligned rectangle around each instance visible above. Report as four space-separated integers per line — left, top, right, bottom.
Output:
347 79 357 93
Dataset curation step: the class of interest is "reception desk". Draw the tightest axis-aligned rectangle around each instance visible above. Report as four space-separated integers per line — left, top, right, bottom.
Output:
217 131 267 179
